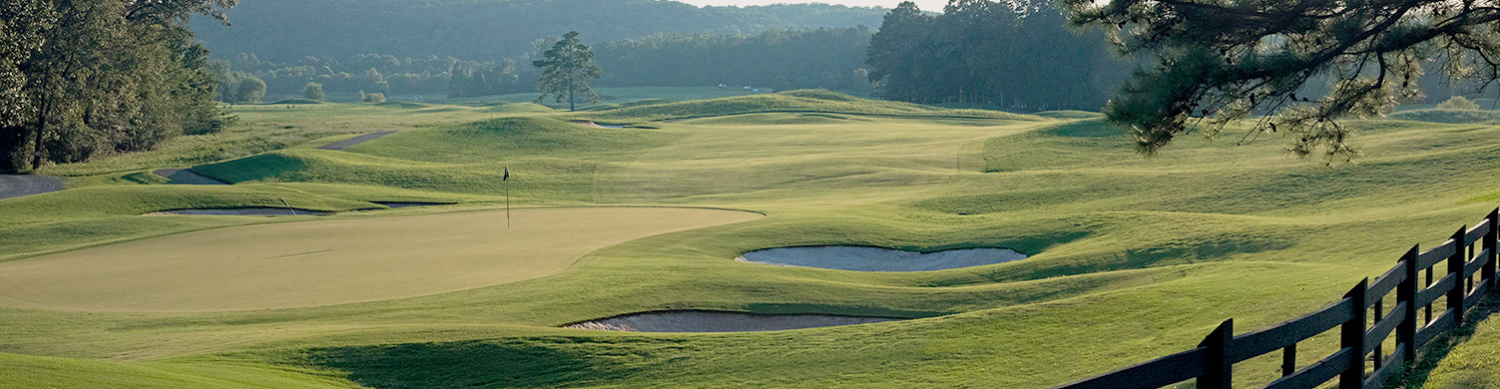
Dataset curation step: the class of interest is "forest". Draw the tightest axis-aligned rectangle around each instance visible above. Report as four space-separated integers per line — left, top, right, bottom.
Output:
189 0 887 61
866 0 1129 110
223 28 877 99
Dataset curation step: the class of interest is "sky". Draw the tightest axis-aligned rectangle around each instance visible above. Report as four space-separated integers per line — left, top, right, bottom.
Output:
674 0 947 11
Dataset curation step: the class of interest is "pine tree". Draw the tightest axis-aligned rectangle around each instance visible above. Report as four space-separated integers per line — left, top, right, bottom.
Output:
532 31 603 111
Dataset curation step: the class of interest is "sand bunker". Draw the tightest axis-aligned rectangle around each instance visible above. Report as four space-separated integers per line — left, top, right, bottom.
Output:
566 310 902 332
737 246 1028 272
373 201 451 208
571 120 625 129
146 208 331 216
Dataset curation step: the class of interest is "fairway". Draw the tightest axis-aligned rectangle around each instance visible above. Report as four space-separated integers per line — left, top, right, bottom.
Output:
0 207 759 311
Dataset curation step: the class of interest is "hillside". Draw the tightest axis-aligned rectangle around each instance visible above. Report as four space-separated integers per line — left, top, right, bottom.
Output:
192 0 887 61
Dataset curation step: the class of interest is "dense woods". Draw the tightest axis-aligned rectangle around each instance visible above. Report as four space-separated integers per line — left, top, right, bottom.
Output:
190 0 886 62
225 27 878 99
593 28 874 93
866 0 1129 111
0 0 233 171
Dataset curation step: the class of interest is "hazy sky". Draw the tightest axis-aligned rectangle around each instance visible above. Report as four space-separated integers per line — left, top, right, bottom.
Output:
676 0 947 12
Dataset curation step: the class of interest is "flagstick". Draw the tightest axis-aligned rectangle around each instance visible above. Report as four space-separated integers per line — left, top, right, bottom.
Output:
505 167 511 229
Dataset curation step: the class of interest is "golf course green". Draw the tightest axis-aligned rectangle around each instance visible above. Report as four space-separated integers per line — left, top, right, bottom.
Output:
2 90 1497 387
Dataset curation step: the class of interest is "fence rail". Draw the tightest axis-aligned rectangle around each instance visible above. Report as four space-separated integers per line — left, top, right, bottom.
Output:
1058 208 1500 389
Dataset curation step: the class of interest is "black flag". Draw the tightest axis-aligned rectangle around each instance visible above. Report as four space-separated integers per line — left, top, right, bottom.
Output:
503 166 510 181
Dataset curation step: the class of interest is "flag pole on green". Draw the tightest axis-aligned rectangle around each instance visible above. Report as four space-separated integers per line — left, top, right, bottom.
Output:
503 166 510 228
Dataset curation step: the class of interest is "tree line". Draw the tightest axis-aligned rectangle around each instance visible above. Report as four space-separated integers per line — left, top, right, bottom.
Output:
223 27 878 100
866 0 1131 111
190 0 886 63
1 0 234 172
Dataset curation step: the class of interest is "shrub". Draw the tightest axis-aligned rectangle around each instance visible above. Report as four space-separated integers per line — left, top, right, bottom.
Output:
302 82 326 101
1438 96 1481 110
363 92 387 103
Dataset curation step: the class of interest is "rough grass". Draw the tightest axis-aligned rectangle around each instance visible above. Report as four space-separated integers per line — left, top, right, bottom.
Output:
2 91 1500 388
1388 108 1500 124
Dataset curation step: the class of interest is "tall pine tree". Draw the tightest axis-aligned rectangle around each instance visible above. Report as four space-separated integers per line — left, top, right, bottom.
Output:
532 31 603 111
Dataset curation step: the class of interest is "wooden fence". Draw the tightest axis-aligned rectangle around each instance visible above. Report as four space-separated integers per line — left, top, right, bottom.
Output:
1058 209 1500 389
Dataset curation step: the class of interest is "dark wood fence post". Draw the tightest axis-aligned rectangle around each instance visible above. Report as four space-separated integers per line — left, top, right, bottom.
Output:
1450 227 1467 324
1486 209 1498 290
1398 246 1419 364
1341 279 1368 389
1197 319 1233 389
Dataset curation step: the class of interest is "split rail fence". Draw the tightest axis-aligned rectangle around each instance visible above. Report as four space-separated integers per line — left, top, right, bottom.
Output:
1058 209 1500 389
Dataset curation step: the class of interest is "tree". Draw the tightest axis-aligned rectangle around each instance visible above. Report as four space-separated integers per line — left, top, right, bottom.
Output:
235 72 265 103
532 31 603 111
302 81 325 101
1060 0 1500 161
1 0 235 171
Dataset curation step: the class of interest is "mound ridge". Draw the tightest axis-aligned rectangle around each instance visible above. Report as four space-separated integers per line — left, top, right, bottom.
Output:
579 89 1043 122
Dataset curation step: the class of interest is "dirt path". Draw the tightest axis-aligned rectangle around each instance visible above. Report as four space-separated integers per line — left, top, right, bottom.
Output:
153 169 229 185
0 175 63 200
566 310 903 332
318 131 396 151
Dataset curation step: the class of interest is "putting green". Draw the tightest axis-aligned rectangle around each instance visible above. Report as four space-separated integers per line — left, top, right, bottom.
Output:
0 207 759 312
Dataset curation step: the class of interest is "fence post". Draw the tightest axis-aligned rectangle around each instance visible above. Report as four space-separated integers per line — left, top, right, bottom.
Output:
1197 319 1233 389
1449 227 1467 324
1341 279 1368 389
1486 209 1498 290
1398 246 1419 364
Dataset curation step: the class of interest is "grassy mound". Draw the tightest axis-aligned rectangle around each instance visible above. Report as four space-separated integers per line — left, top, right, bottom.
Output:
191 117 681 200
1034 110 1104 119
1387 108 1500 124
343 116 680 163
269 98 324 105
374 101 430 109
577 89 1042 122
481 102 553 113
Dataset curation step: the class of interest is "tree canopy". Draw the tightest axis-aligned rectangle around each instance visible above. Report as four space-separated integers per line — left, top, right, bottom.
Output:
190 0 885 62
1 0 234 171
533 32 603 111
866 0 1129 111
1061 0 1500 161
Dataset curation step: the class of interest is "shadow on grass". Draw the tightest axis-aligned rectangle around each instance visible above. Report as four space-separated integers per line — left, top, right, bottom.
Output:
298 337 653 388
1384 293 1500 389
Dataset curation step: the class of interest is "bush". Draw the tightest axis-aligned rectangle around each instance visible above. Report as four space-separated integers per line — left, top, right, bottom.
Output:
363 92 387 103
302 82 326 101
1438 96 1481 110
235 74 266 104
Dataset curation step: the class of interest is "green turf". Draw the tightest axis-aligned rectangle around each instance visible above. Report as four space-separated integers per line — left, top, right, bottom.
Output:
4 90 1500 388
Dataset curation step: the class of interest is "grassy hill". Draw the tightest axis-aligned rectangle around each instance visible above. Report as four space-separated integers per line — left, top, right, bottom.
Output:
1 91 1498 387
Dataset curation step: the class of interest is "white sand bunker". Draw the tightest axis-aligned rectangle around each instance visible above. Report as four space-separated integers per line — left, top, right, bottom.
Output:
570 120 625 128
373 201 451 208
737 246 1028 272
566 310 902 332
146 208 331 216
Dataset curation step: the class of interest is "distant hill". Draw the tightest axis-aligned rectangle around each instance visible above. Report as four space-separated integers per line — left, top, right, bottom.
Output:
192 0 887 61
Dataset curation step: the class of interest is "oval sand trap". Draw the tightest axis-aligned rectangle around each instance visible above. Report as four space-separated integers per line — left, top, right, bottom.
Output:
566 310 902 332
737 246 1027 272
145 208 331 216
0 207 759 311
